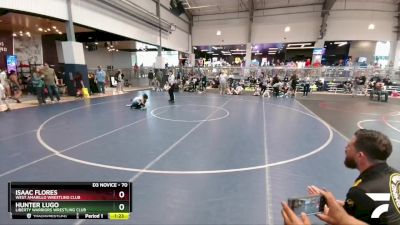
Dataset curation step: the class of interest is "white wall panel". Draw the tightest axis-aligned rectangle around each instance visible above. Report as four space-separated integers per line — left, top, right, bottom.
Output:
163 29 191 52
192 1 397 45
252 12 320 43
0 0 68 20
72 1 189 52
84 48 132 70
325 11 396 41
192 18 249 45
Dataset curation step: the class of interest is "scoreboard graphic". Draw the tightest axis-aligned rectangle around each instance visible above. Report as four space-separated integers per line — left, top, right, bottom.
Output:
8 182 132 220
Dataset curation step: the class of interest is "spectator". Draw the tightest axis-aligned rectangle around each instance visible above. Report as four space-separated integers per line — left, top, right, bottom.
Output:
308 129 400 225
74 72 85 98
31 68 46 104
8 70 22 103
219 72 228 95
95 66 106 94
0 78 11 112
88 72 98 94
303 76 310 96
0 69 10 98
148 69 154 87
42 63 60 103
114 69 124 94
232 85 244 95
167 70 175 103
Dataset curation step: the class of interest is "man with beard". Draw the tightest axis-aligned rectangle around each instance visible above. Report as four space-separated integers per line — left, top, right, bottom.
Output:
308 129 399 225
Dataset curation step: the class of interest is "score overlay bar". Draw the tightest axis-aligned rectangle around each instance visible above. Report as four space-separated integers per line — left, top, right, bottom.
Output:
8 182 132 220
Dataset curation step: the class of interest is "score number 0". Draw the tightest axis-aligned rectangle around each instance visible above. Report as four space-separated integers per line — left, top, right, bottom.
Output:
118 183 128 211
118 191 125 211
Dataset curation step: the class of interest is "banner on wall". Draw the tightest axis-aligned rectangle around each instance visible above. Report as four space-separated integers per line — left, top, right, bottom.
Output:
6 55 17 73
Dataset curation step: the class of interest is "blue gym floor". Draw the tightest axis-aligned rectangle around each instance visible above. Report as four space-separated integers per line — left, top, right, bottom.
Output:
0 91 399 225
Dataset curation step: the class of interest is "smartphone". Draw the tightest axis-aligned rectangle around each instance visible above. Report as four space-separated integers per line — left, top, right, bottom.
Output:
288 195 326 215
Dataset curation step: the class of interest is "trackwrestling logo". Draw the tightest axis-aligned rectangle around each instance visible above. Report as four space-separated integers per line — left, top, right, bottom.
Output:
366 173 400 219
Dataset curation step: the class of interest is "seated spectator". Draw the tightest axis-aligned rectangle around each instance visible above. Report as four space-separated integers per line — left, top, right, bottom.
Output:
232 85 244 95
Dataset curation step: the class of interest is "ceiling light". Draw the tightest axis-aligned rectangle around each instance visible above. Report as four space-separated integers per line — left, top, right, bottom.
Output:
368 23 375 30
269 48 278 50
231 49 246 52
88 37 92 40
334 41 348 47
12 33 17 37
286 47 315 49
19 31 23 34
193 47 197 50
47 28 51 31
52 26 57 29
85 45 89 49
284 26 291 32
44 30 48 33
19 33 23 36
207 51 214 54
201 49 208 52
38 28 43 31
25 32 30 35
216 30 222 36
116 49 119 52
95 42 98 45
58 31 62 34
288 43 312 47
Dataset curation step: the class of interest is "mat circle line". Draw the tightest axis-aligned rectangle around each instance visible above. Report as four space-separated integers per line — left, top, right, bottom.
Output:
356 119 400 143
36 97 333 175
150 104 230 122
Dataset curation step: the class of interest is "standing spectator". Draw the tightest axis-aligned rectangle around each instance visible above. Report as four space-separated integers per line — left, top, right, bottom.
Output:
353 75 361 97
308 129 400 225
88 72 98 94
140 63 144 77
74 72 85 98
31 68 46 105
167 70 175 103
42 63 60 103
0 78 11 112
272 75 280 97
148 69 154 87
219 72 228 95
290 74 298 97
303 76 310 96
8 70 22 103
305 58 311 67
133 63 139 78
114 69 124 94
0 69 10 98
95 66 106 94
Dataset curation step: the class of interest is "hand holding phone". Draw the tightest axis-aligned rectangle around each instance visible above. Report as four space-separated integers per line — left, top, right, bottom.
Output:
288 195 326 215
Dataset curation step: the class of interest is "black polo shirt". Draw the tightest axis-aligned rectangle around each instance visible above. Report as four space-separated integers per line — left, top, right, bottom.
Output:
344 163 400 225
